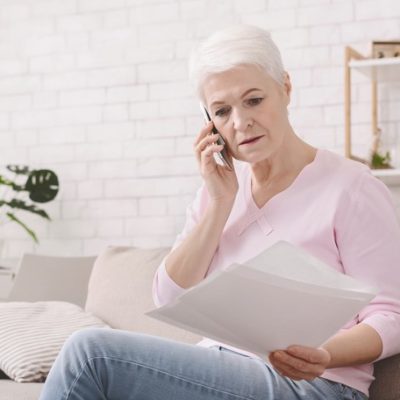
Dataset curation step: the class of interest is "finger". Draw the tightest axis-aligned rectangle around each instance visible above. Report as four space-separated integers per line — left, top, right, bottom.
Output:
270 354 318 381
271 351 324 378
200 143 224 165
193 121 214 147
286 346 330 365
273 363 316 381
273 351 310 371
195 133 220 152
194 134 221 162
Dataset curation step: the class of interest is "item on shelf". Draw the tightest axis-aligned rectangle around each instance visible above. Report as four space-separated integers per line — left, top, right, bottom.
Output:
369 127 394 169
372 41 400 59
371 151 392 169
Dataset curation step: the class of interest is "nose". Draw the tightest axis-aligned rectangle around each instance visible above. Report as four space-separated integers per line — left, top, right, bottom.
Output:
232 108 252 131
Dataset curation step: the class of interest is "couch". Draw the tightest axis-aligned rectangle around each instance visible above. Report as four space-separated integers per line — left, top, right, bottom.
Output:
0 246 398 399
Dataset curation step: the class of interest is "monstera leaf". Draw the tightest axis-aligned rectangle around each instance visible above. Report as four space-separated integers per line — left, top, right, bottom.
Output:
0 165 59 243
6 212 38 243
0 176 24 191
25 169 59 203
0 199 50 219
6 165 30 175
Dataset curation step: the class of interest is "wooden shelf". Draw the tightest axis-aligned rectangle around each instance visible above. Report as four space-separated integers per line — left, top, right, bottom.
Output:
349 57 400 81
344 47 400 177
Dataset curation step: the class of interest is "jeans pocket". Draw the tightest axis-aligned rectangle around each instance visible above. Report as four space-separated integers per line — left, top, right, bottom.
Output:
318 379 367 400
334 383 368 400
316 378 343 398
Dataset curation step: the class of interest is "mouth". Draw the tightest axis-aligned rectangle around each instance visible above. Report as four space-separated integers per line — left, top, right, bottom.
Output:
239 135 263 146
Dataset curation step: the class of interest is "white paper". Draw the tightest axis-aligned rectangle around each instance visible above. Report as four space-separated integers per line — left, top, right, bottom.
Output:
147 241 378 359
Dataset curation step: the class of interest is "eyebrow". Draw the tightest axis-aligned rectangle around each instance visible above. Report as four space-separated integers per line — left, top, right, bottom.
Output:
210 88 262 108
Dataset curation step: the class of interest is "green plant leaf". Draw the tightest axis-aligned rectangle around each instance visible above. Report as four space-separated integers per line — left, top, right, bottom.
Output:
25 169 59 203
2 199 50 219
0 166 58 243
6 212 38 243
371 151 392 169
6 165 30 175
0 176 24 191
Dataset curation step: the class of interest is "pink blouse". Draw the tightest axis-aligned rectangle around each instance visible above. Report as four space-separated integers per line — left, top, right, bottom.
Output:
152 149 400 396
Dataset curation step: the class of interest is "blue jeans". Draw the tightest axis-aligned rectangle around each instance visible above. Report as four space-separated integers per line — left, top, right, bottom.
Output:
39 328 368 400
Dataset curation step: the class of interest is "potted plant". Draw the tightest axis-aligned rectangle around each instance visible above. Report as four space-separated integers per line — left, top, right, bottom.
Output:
0 165 59 243
370 128 393 169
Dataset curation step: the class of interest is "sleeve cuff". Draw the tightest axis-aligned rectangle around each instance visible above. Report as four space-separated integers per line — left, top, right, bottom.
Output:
362 313 400 360
152 259 186 307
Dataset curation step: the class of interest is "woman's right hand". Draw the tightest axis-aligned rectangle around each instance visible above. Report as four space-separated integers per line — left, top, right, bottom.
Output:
194 121 239 204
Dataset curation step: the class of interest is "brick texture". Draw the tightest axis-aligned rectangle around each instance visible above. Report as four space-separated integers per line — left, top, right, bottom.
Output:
1 0 399 257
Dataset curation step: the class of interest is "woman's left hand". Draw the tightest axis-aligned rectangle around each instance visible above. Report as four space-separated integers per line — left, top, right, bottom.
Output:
269 346 331 381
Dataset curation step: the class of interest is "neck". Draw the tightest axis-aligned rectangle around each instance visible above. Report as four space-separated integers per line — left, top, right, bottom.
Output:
250 129 317 188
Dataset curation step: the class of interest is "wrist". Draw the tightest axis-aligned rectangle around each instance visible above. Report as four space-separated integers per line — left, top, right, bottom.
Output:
319 346 333 369
209 197 236 211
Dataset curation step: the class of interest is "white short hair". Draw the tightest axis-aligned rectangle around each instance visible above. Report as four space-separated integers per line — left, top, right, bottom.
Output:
189 25 285 99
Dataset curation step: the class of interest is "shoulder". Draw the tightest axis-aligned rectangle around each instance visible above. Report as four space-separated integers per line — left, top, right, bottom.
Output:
317 149 370 181
320 150 397 231
310 150 397 222
316 149 382 196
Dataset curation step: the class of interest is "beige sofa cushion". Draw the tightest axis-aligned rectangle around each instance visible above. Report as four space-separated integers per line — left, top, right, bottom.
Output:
0 380 43 400
85 246 201 344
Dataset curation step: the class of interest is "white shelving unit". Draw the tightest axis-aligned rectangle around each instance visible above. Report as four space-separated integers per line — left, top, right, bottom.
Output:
345 47 400 185
349 57 400 81
372 168 400 185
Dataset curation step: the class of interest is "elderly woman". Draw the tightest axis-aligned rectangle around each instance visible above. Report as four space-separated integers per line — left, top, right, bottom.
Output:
40 25 400 400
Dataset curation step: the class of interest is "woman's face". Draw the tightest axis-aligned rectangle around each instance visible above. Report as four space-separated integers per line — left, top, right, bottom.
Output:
202 64 292 164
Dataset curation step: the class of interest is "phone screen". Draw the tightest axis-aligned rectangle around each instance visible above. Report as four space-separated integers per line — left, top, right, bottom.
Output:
200 104 233 170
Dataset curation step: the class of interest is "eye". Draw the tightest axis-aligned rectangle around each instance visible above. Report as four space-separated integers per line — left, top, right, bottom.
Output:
214 107 230 118
246 97 264 106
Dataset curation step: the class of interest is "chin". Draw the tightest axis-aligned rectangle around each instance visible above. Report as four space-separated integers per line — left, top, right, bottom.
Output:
236 150 272 165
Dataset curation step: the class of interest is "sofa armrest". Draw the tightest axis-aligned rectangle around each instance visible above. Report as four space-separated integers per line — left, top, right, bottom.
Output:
370 353 400 400
6 254 96 308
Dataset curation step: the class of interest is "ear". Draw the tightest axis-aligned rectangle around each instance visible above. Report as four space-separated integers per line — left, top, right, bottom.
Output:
282 72 292 106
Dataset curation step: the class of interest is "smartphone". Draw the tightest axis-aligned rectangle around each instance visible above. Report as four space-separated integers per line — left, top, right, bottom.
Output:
200 104 233 170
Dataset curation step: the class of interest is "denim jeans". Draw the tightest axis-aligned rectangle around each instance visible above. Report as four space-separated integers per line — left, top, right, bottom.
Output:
39 328 368 400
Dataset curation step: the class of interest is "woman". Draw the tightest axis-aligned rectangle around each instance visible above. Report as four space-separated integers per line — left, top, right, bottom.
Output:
40 25 400 400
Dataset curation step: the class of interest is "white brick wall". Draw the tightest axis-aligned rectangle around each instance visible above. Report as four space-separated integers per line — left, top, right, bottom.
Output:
1 0 399 258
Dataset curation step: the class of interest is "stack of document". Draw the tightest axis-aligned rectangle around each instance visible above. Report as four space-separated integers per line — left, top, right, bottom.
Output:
147 241 377 358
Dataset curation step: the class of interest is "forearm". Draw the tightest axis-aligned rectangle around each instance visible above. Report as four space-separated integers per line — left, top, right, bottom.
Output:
270 323 383 381
322 323 383 368
165 200 234 289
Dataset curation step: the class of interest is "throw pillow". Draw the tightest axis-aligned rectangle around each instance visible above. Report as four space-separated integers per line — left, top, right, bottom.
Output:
85 246 201 344
0 301 108 382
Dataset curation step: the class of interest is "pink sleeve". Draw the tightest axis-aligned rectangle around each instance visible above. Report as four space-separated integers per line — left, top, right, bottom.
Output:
152 183 210 307
335 172 400 360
